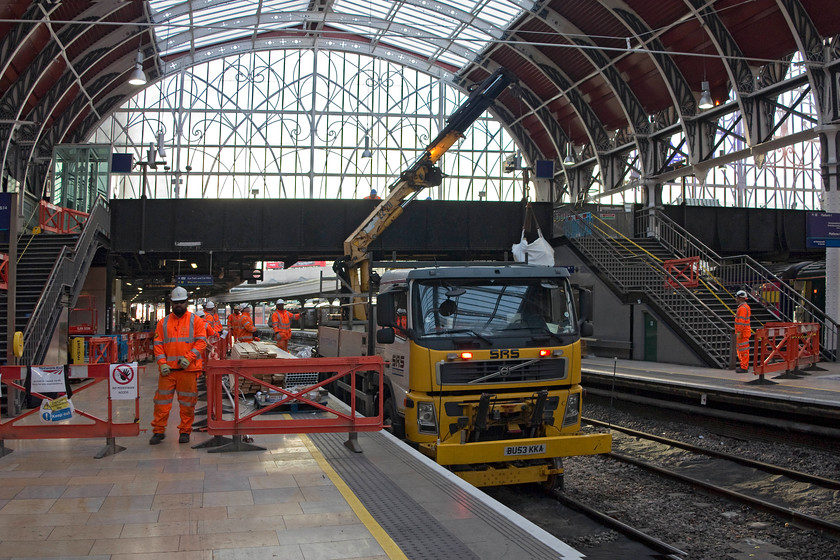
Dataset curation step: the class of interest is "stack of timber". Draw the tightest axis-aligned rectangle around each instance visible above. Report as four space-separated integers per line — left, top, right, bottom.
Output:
230 341 297 394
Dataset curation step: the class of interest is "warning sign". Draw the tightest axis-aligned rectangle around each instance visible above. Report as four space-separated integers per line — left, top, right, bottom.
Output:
109 362 138 400
31 366 66 393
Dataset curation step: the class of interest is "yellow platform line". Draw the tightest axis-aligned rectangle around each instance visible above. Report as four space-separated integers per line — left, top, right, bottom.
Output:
300 432 409 560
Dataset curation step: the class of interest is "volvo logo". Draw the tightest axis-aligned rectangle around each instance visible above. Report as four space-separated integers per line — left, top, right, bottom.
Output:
499 366 510 377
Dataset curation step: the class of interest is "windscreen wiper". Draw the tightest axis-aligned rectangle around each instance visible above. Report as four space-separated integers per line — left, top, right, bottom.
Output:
434 328 493 345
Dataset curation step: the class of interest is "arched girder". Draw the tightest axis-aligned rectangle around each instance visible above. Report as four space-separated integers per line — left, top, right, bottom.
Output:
157 12 479 64
0 1 59 114
160 35 457 82
683 0 772 147
534 6 650 135
776 0 833 123
495 33 612 160
14 27 148 195
480 59 564 160
606 3 696 118
491 104 542 167
1 1 144 187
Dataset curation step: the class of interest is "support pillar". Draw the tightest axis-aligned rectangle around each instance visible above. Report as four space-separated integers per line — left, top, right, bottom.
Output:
642 180 662 238
820 126 840 332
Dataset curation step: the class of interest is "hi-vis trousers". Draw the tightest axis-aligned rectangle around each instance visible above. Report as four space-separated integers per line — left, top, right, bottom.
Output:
151 369 198 434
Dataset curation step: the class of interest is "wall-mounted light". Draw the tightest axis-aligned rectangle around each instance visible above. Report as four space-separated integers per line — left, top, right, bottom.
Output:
698 81 713 110
127 50 146 86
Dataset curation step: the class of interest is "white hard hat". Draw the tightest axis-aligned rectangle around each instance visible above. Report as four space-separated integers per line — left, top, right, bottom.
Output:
170 286 188 302
276 298 285 305
736 290 748 299
204 300 215 309
233 304 241 311
196 309 205 317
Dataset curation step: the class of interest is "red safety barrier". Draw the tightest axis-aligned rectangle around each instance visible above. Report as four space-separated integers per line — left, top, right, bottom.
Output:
200 356 383 452
0 363 141 458
125 333 137 362
752 322 821 382
663 256 700 288
89 337 118 364
0 252 7 290
38 200 89 234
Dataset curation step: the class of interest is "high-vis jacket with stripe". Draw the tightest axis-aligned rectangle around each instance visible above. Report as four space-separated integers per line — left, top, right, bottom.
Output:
204 310 222 336
271 309 299 340
154 312 207 372
735 302 751 339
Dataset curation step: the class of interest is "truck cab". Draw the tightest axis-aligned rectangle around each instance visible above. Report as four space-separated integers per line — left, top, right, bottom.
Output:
374 264 610 489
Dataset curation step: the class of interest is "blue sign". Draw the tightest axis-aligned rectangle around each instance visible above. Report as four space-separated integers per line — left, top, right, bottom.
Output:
805 212 840 248
0 193 11 231
175 275 213 286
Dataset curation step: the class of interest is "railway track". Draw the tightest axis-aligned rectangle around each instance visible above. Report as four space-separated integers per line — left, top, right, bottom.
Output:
484 483 687 559
585 417 840 537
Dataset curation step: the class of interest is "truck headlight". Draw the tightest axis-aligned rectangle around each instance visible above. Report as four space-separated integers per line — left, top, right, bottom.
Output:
417 402 437 434
562 392 580 427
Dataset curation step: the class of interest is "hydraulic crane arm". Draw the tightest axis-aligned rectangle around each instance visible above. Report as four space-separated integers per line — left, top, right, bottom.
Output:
341 67 517 268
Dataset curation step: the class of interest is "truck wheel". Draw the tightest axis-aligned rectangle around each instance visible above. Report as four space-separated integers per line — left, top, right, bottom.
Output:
383 397 405 439
542 457 564 493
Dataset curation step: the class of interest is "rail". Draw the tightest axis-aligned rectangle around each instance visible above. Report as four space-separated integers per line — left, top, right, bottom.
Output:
21 196 110 365
637 208 838 361
559 208 732 367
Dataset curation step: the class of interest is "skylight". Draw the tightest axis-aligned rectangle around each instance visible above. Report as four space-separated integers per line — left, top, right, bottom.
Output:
149 0 524 69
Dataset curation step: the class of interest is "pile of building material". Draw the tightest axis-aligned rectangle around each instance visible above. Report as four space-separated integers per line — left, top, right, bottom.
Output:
229 341 297 394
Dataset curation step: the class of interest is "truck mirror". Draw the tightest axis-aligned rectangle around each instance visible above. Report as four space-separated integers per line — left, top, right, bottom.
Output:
577 287 593 323
580 321 594 337
376 292 396 327
376 327 395 344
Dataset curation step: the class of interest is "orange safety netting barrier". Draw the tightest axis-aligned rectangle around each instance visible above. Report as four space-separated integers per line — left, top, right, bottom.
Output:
0 363 141 458
199 356 383 453
38 200 89 234
0 252 7 290
752 322 821 383
663 256 700 288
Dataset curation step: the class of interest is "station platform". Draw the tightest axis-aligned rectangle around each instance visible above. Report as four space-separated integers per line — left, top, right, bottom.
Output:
0 366 583 560
581 356 840 430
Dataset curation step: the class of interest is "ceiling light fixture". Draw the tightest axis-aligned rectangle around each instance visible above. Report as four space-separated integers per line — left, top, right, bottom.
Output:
128 50 146 86
698 81 713 110
563 142 574 165
361 130 373 159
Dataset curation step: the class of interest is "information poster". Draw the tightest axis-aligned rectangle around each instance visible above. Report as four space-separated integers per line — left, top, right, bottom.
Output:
31 366 66 393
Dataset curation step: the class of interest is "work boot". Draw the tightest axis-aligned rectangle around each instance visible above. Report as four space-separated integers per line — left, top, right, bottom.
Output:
179 433 190 444
149 433 165 445
735 367 749 373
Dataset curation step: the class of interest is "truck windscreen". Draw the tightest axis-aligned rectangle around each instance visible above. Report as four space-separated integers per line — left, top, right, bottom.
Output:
415 277 575 339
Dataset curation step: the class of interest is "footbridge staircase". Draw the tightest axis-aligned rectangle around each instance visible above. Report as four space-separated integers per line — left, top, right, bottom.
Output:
0 197 110 366
558 207 838 368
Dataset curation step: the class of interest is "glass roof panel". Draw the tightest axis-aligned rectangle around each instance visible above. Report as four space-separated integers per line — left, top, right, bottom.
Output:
149 0 522 68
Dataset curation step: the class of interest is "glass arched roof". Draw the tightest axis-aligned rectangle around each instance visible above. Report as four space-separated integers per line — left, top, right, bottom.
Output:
149 0 526 70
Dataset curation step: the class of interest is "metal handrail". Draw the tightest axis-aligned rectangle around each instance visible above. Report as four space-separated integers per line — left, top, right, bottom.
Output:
561 212 732 366
637 208 838 360
21 196 110 365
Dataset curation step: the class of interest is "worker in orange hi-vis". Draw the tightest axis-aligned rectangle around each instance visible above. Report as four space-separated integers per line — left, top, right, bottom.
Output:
227 304 243 343
270 299 300 351
238 304 257 343
734 290 752 373
150 286 207 445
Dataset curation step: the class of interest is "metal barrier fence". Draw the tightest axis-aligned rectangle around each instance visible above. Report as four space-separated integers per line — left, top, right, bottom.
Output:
751 322 821 384
38 200 89 234
0 363 141 458
197 356 383 453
